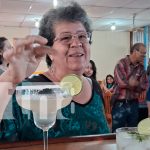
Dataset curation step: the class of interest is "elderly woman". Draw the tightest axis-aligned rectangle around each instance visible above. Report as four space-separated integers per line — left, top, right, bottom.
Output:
0 3 109 141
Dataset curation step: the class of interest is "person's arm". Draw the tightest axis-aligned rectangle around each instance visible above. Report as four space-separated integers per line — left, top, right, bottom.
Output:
73 76 92 104
114 60 141 89
0 35 49 120
136 71 149 92
114 60 130 88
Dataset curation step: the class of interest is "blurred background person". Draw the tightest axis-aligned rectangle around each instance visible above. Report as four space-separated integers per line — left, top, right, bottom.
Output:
101 74 114 93
111 43 148 132
0 37 12 74
83 59 97 80
146 58 150 118
146 87 150 118
146 58 150 76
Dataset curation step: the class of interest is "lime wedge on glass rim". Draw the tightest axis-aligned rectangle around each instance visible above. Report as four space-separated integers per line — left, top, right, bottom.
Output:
137 118 150 135
60 74 83 96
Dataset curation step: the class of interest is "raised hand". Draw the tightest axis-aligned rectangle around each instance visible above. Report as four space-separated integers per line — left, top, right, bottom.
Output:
2 35 50 84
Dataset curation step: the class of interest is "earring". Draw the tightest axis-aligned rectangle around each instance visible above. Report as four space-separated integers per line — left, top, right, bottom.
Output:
50 62 55 74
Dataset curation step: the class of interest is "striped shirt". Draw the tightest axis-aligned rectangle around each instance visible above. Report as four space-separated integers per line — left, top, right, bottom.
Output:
113 55 148 100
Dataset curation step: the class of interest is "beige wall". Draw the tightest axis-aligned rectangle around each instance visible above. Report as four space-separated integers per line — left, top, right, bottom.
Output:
0 26 31 43
0 27 130 78
0 26 48 72
91 31 130 80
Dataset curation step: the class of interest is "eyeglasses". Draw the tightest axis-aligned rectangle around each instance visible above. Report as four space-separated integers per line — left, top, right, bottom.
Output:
54 32 91 45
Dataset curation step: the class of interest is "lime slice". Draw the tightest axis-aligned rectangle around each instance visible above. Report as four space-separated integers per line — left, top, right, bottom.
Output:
60 74 83 96
137 118 150 135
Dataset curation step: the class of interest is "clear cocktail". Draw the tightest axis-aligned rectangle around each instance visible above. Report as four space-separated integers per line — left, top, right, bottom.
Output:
116 127 150 150
16 83 72 150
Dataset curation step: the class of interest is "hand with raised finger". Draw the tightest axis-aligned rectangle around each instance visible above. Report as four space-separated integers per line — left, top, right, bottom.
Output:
3 35 49 84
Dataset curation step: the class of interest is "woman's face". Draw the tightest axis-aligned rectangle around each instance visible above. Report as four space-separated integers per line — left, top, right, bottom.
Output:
107 76 114 84
50 21 90 75
3 40 12 52
1 40 12 64
84 62 93 77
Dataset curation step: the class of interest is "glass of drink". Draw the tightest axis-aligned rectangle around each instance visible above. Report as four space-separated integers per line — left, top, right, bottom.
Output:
16 82 72 150
116 127 150 150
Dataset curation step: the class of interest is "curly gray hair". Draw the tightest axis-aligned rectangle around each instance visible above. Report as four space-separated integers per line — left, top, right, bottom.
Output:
39 2 92 67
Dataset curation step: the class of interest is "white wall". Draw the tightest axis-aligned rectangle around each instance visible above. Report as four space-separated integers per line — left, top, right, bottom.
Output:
0 27 130 78
91 31 130 80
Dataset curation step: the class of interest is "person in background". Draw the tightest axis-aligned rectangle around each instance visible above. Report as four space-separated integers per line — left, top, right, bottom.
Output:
146 58 150 118
146 58 150 76
83 59 97 80
101 74 114 93
0 2 109 141
147 99 150 117
0 37 12 74
146 85 150 118
111 43 148 132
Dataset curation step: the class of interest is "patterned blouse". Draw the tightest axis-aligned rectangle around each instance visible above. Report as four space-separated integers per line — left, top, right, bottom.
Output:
0 74 109 141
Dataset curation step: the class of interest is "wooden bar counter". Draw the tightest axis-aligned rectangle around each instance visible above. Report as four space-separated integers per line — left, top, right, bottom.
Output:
0 134 116 150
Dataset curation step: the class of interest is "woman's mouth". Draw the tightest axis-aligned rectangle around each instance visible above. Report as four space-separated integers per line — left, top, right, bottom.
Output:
69 53 84 57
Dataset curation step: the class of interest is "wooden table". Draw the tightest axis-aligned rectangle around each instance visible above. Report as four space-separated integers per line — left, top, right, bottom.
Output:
0 134 117 150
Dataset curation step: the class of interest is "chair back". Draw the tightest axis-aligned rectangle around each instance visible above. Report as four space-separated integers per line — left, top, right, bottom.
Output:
103 92 112 126
103 92 112 114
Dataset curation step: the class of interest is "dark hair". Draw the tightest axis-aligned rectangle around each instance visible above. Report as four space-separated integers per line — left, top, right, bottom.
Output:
0 37 7 65
105 74 114 87
89 60 97 80
39 2 92 67
46 55 52 67
83 59 97 80
130 43 145 54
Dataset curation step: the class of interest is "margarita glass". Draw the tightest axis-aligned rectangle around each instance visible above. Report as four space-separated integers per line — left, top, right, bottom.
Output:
16 82 72 150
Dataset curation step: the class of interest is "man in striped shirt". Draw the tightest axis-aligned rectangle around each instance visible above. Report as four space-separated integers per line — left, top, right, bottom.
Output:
111 43 148 132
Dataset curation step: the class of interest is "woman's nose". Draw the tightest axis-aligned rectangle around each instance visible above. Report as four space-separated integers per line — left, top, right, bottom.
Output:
70 36 82 47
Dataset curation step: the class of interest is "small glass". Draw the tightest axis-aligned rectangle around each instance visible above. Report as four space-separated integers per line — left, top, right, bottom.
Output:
116 127 150 150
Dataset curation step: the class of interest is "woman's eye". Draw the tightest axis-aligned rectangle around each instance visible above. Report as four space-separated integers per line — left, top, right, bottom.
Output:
79 35 87 39
60 36 71 41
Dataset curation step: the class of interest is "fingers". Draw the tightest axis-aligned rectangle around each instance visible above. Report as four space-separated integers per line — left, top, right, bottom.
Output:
3 35 50 64
14 35 48 46
13 35 48 53
33 45 52 59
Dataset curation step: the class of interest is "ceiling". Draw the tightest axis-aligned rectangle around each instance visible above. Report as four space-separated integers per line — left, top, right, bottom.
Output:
0 0 150 31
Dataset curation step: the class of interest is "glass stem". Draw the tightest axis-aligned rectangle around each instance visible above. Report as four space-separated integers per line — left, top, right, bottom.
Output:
43 130 48 150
